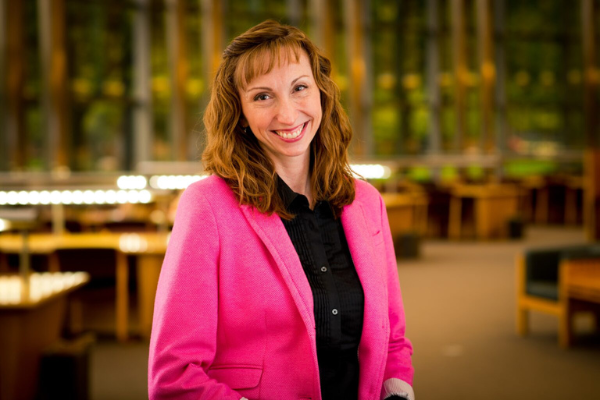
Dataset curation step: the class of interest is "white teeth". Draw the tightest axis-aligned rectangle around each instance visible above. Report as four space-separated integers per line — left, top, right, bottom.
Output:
275 124 304 139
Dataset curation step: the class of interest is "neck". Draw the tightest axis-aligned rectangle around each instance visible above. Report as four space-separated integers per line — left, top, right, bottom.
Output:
274 158 313 208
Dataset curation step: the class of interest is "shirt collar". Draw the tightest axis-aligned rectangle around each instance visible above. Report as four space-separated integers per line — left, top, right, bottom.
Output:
277 175 314 212
277 176 333 217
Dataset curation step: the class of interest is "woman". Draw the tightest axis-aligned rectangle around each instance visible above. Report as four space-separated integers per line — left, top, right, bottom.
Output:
149 20 414 400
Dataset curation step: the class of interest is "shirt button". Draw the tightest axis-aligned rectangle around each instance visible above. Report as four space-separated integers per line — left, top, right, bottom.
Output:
332 309 338 315
320 266 328 272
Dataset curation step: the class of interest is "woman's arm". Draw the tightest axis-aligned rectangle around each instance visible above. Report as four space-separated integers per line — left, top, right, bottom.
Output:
148 186 242 400
378 194 416 400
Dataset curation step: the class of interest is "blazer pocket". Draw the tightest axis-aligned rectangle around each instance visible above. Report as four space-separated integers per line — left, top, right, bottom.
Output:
207 365 263 389
372 229 384 246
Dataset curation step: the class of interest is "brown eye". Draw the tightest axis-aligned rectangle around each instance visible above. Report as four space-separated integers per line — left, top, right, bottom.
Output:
294 85 308 92
254 93 271 101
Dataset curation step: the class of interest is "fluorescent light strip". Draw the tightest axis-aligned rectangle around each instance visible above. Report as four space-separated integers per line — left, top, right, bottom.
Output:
350 164 392 180
117 175 148 190
149 174 207 190
0 190 153 206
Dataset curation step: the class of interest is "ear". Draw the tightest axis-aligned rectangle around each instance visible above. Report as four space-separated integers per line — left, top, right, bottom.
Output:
239 117 249 128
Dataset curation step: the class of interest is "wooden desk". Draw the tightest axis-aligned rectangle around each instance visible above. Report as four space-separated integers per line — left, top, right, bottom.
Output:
564 258 600 303
519 176 584 226
382 192 428 237
449 183 521 240
0 233 168 341
560 258 600 347
0 272 89 400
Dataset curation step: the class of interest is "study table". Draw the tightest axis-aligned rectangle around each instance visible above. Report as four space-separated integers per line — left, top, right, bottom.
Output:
519 175 585 225
448 183 521 240
381 191 428 237
0 232 169 341
0 272 89 400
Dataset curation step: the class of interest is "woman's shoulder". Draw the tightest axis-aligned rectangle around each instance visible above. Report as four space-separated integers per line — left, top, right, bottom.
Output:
179 175 237 207
353 178 383 204
186 174 229 193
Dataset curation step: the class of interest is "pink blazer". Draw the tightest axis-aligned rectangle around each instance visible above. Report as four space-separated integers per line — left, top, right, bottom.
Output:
149 176 414 400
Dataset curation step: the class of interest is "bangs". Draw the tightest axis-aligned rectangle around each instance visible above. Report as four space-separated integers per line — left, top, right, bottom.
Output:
234 40 304 89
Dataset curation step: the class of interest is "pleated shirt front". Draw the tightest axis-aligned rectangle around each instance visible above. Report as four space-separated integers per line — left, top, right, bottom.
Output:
277 178 365 400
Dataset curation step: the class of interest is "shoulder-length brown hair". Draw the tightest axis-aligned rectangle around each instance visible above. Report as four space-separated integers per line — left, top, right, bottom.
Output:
202 19 355 219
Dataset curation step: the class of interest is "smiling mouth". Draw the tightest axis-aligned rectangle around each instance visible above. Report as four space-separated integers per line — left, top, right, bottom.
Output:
273 122 306 139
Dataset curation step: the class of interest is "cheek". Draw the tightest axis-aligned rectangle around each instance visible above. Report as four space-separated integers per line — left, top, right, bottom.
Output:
310 93 323 122
245 110 270 131
311 103 323 125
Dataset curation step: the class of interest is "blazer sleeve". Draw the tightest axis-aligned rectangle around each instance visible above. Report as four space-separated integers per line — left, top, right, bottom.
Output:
148 185 242 400
377 194 415 399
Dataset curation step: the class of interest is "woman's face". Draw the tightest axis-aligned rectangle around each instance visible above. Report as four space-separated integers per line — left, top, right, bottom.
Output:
238 50 322 172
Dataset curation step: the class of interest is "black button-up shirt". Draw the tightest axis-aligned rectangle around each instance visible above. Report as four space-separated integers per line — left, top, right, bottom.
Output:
278 178 365 400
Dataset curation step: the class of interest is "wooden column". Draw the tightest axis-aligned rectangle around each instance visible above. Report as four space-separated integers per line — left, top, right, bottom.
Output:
310 0 334 59
493 0 508 176
199 0 223 158
476 0 495 153
0 0 7 170
394 1 409 155
451 0 467 153
166 0 189 161
582 0 600 241
133 0 153 169
4 0 26 170
344 0 373 158
201 0 223 83
38 0 69 170
426 0 441 156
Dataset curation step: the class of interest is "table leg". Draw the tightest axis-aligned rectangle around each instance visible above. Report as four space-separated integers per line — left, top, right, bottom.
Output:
137 254 163 340
522 189 533 222
115 252 129 342
564 188 577 225
449 196 462 240
475 197 493 239
559 301 573 349
419 203 428 237
535 187 549 224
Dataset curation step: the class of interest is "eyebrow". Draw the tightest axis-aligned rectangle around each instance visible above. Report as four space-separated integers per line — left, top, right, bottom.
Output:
245 75 310 93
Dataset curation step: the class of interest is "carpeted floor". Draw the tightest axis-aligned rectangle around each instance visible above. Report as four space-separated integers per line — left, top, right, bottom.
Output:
399 226 600 400
90 226 600 400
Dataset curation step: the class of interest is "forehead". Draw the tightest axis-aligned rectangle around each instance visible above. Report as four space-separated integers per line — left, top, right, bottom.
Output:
234 44 311 89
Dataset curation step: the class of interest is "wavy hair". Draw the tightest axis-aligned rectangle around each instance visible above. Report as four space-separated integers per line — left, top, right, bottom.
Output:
202 20 355 219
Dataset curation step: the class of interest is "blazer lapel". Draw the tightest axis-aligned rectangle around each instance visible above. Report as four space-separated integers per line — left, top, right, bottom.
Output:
341 200 388 323
341 200 388 393
240 205 315 333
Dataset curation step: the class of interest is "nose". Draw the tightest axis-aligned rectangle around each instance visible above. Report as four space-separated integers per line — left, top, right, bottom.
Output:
275 98 297 125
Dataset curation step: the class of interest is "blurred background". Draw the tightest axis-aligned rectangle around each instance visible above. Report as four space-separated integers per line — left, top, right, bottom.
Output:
0 0 599 399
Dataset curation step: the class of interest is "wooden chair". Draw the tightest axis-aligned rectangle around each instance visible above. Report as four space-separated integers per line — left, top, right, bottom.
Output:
516 245 600 347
